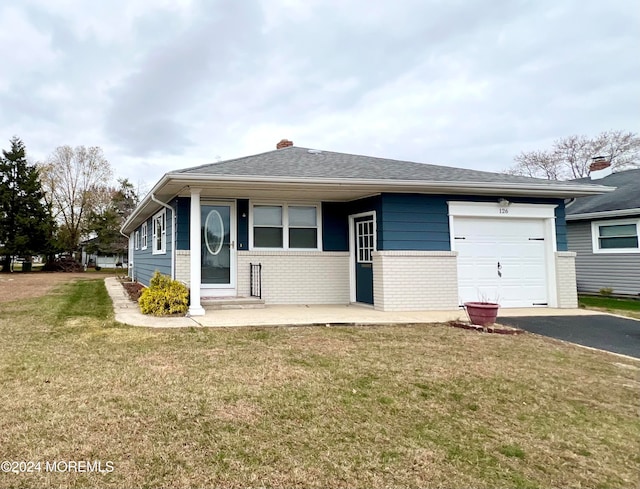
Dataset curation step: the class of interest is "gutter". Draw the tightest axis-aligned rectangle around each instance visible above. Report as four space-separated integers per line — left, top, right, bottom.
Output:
165 173 614 196
150 193 176 280
119 229 131 278
566 208 640 221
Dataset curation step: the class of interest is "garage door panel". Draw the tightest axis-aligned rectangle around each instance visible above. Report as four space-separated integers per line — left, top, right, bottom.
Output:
454 217 548 308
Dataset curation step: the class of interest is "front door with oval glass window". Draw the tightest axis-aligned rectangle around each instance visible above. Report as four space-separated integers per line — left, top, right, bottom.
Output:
201 203 236 293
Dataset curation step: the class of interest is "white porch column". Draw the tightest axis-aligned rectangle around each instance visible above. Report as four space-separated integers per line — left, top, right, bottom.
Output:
188 188 205 316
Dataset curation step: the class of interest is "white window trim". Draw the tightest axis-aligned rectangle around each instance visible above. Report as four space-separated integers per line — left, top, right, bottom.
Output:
249 202 322 250
152 210 167 255
134 231 140 250
140 223 148 250
591 218 640 254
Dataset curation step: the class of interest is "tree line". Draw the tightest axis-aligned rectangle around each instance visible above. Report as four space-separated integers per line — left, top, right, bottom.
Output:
0 137 139 272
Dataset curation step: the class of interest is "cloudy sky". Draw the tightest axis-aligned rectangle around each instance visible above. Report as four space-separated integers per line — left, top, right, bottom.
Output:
1 0 638 190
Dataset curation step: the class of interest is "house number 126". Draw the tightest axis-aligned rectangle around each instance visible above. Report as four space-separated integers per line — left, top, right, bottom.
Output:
499 208 509 214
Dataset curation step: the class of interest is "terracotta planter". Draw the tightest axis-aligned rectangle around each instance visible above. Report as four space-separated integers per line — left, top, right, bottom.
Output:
464 302 499 326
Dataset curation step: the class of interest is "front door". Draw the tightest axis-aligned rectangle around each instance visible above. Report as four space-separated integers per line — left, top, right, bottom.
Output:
201 202 236 295
354 214 375 304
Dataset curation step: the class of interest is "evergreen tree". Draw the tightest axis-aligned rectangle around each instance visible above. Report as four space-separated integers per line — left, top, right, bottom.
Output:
0 137 54 272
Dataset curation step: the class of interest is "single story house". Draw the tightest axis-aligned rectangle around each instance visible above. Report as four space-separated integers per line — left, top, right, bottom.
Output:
566 162 640 297
121 140 610 315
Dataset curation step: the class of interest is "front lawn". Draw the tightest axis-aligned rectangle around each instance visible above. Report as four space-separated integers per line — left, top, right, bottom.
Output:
580 295 640 320
0 279 638 488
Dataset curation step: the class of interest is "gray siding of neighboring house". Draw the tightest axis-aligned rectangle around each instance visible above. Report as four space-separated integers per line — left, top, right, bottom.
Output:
567 220 640 296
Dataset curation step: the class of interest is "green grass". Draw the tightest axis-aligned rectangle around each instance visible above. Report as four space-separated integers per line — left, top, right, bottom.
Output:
0 279 639 488
579 295 640 319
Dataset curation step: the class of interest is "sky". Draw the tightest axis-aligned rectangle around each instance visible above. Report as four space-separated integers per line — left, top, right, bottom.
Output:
1 0 638 191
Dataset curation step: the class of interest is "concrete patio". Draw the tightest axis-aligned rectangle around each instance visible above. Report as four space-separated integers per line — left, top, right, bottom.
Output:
105 277 600 328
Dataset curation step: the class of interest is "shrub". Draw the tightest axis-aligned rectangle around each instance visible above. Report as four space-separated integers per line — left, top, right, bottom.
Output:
599 287 614 297
139 271 189 316
95 266 101 271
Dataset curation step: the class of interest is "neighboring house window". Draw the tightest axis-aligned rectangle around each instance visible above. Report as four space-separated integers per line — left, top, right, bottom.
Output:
134 231 140 250
251 203 320 249
153 210 167 254
141 223 148 250
592 219 639 253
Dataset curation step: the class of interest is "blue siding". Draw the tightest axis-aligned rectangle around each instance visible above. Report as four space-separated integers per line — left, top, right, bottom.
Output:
237 199 249 251
379 194 450 251
322 196 382 251
322 202 349 251
321 194 567 252
555 203 568 251
133 193 568 284
175 197 190 250
132 208 173 286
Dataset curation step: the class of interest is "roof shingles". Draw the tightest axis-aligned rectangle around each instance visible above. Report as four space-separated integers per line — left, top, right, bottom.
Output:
173 146 592 187
567 169 640 215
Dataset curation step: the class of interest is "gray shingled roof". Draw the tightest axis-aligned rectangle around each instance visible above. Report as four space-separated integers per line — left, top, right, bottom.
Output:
173 146 589 187
567 169 640 215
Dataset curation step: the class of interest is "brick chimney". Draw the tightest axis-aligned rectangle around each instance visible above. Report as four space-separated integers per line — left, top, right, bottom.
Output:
276 139 293 149
589 156 612 180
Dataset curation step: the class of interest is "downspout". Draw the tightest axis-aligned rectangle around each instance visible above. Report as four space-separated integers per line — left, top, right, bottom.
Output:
151 194 176 280
119 229 131 279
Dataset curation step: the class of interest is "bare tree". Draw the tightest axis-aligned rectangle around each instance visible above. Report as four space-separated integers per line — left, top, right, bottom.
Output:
506 150 562 180
39 146 113 253
506 130 640 180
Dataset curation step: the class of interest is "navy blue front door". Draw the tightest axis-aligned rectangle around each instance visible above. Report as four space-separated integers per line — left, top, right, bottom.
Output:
354 215 375 304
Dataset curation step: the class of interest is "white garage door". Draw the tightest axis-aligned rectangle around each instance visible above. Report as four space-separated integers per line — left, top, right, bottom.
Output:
454 217 548 308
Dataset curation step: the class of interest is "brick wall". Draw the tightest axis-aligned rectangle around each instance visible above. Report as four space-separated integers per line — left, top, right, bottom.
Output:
237 251 350 304
373 251 459 311
555 251 578 308
176 250 190 285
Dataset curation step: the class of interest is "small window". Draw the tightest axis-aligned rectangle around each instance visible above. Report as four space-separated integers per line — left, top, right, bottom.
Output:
254 205 283 248
141 223 148 250
356 219 375 263
152 210 166 254
592 220 639 253
134 231 140 250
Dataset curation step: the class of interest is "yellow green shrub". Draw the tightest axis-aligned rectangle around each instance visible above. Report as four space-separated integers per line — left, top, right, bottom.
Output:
139 271 189 316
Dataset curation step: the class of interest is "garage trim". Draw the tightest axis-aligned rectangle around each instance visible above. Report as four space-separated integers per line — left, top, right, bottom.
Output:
447 201 559 308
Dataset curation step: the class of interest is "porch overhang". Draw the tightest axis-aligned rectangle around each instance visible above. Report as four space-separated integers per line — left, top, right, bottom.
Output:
121 173 613 234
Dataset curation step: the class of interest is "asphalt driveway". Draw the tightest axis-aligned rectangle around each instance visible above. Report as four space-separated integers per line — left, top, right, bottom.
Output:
499 314 640 359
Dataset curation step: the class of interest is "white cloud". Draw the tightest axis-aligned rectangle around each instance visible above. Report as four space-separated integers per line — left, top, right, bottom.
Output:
0 0 638 188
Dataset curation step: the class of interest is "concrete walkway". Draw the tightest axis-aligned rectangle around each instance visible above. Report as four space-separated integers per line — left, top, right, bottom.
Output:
104 277 600 328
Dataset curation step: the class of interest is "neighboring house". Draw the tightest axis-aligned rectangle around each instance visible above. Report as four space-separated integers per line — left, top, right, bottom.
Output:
566 164 640 297
80 236 126 268
121 140 610 315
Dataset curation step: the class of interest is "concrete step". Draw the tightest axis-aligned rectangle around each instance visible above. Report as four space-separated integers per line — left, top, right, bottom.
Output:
201 297 265 310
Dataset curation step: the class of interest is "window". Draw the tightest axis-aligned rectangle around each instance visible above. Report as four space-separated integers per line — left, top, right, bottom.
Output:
252 203 320 249
153 210 166 254
134 231 140 250
356 219 375 263
254 205 283 248
592 219 639 253
141 223 148 250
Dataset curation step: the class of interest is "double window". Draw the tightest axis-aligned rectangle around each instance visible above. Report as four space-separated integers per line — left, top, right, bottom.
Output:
140 223 148 250
592 219 639 253
152 210 166 254
252 204 319 249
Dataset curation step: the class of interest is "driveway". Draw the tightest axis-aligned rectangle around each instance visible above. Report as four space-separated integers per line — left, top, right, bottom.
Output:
499 314 640 359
